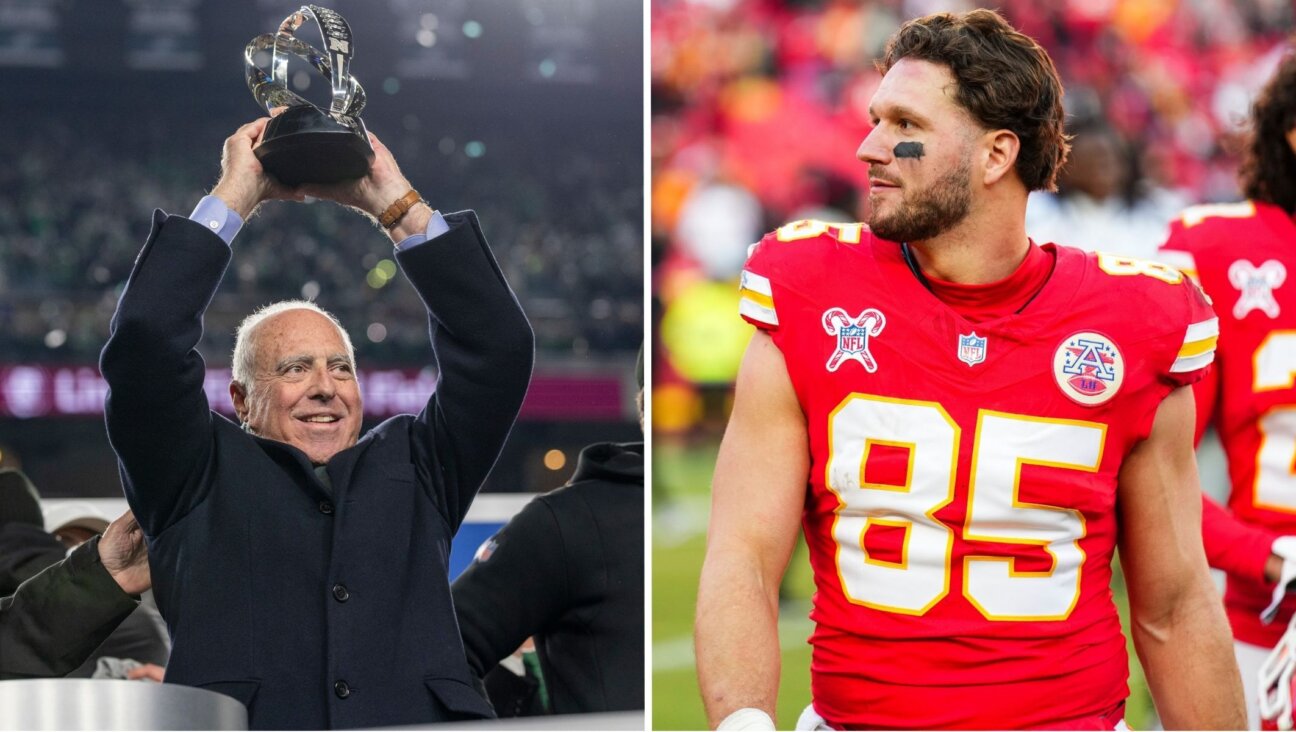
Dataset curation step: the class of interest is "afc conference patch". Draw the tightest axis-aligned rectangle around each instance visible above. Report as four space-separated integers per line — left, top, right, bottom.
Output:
1053 332 1123 406
957 332 987 367
822 307 886 373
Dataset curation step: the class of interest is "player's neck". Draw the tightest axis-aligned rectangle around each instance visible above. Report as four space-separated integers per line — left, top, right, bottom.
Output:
907 210 1030 285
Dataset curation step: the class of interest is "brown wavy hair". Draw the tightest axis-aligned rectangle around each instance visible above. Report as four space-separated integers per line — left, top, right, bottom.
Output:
1240 52 1296 214
878 9 1070 192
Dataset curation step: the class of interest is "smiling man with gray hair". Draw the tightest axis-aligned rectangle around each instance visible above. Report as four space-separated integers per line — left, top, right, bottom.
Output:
99 117 534 729
228 299 362 465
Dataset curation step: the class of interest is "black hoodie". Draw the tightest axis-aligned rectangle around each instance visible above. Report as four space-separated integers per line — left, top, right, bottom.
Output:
453 441 644 716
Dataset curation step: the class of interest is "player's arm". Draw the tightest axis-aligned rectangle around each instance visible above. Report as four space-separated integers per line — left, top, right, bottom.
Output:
1202 492 1281 583
1185 350 1276 583
1118 385 1245 730
696 332 808 730
1165 242 1288 592
1195 378 1284 587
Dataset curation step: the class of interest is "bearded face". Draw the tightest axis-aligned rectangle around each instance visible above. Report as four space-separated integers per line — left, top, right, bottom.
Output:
868 153 973 243
857 58 993 245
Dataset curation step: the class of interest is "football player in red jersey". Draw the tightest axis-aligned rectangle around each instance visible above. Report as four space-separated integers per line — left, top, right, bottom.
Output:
1157 53 1296 729
694 9 1245 731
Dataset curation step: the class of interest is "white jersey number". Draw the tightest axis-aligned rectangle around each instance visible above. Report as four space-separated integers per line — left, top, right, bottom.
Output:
1253 332 1296 513
824 394 1104 620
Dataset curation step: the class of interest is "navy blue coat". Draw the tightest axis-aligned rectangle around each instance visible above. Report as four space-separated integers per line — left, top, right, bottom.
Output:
100 210 534 729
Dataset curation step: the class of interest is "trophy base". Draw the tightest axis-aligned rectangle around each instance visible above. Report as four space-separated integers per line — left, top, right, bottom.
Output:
255 105 374 187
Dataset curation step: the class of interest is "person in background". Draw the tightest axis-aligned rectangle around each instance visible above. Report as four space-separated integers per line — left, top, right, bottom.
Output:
1 510 151 679
0 469 65 597
44 503 111 550
44 503 169 679
452 348 645 715
1158 51 1296 729
1026 117 1185 260
0 472 168 678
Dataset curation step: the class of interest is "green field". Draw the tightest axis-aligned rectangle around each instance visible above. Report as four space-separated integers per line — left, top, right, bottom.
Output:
651 439 1156 731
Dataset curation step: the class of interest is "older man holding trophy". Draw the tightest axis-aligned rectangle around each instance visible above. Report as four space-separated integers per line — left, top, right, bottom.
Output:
100 5 534 728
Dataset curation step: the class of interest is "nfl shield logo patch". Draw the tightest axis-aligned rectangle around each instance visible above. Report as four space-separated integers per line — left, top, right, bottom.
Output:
473 538 499 563
957 332 987 367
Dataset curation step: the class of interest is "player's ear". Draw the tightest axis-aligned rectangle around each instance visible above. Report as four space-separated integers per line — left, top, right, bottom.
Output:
982 129 1020 187
230 381 251 425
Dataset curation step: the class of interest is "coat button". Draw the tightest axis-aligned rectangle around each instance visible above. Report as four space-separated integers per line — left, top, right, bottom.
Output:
334 680 350 699
319 501 334 515
332 584 349 602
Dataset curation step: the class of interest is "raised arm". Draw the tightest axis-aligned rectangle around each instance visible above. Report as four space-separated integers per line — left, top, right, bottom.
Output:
100 211 224 535
100 119 300 535
696 332 809 729
397 211 533 530
303 132 533 530
1118 385 1246 729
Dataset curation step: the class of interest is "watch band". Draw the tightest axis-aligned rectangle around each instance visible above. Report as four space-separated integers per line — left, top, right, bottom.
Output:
379 190 425 230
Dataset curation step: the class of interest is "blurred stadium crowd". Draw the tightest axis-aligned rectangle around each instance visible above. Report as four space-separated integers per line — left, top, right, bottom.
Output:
651 0 1295 429
0 103 642 367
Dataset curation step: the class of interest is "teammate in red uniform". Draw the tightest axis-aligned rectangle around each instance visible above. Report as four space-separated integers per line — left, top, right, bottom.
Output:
1157 54 1296 729
694 10 1246 730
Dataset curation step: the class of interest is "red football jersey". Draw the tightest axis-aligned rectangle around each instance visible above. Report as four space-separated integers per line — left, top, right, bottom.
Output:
1159 200 1296 647
739 219 1218 729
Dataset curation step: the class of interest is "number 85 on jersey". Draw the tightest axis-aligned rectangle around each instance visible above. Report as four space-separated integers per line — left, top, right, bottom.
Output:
825 394 1103 621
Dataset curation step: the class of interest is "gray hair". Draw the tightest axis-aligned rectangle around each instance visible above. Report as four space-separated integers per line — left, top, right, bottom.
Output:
231 300 357 390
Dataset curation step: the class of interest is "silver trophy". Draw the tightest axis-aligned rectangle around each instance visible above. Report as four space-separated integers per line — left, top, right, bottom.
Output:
244 5 373 186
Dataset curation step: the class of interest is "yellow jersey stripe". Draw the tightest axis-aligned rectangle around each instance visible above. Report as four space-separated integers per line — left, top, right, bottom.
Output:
739 287 774 310
739 297 779 327
1171 351 1215 373
1178 335 1219 359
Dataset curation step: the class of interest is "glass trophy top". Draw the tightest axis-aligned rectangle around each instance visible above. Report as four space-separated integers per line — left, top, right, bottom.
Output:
244 4 366 126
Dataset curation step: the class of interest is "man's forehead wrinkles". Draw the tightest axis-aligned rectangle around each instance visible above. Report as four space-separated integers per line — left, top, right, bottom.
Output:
271 352 352 369
274 353 314 369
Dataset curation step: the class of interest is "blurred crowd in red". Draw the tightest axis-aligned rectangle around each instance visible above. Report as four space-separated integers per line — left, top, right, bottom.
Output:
651 0 1293 430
